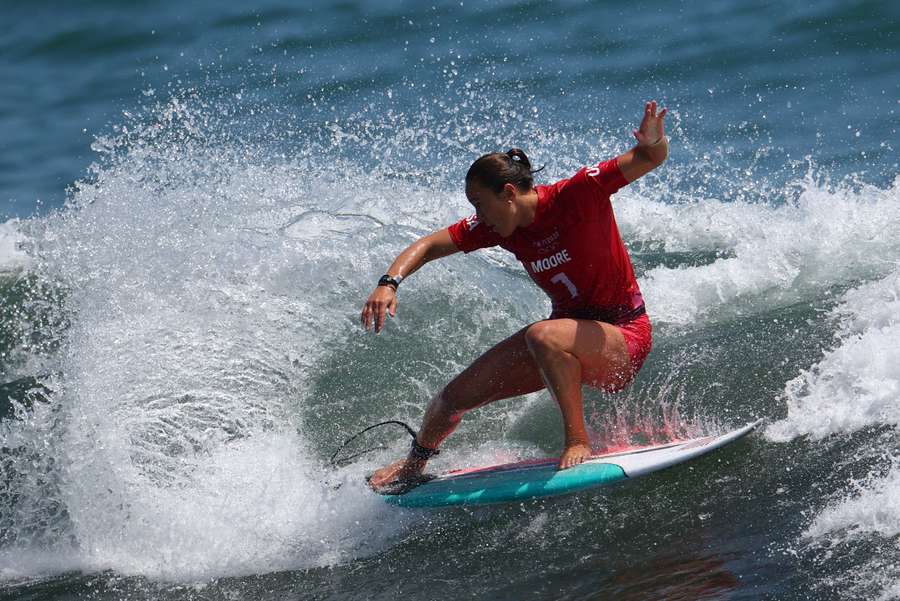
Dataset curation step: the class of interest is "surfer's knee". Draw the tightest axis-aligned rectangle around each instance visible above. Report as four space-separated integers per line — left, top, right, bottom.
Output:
524 321 565 358
431 388 467 422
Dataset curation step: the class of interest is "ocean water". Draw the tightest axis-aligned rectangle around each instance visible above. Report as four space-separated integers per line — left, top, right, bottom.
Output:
1 1 898 599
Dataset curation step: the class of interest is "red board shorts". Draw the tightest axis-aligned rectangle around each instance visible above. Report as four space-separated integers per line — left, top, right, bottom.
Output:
615 312 653 381
549 306 653 390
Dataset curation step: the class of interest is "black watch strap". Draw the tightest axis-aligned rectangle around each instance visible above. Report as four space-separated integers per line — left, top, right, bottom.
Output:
378 274 402 290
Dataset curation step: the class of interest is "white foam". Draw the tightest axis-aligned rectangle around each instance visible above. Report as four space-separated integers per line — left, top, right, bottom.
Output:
2 98 538 582
766 269 900 441
0 547 88 582
0 219 31 273
31 173 425 579
804 463 900 542
800 461 900 600
618 175 900 325
877 581 900 601
770 270 900 600
62 430 398 580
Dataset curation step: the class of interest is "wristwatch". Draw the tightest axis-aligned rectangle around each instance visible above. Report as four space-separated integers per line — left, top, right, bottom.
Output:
378 274 403 290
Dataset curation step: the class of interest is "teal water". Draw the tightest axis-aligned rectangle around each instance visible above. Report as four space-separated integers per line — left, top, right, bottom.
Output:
1 1 899 600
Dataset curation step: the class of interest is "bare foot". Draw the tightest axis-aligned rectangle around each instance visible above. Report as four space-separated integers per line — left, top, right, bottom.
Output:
367 458 425 492
558 443 593 470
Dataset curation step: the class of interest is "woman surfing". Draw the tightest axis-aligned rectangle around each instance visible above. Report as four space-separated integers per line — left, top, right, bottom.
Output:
361 101 668 493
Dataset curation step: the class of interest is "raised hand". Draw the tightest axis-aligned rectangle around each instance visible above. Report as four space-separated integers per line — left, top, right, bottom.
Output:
633 100 668 146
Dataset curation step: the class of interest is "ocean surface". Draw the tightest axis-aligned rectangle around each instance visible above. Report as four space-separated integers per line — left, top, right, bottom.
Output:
1 1 898 599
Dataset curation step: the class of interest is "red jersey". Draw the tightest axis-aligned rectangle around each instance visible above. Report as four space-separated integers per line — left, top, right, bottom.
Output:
448 158 645 323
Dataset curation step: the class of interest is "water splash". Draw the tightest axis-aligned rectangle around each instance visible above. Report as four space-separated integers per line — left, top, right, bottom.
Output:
767 268 900 442
1 89 898 586
620 174 900 325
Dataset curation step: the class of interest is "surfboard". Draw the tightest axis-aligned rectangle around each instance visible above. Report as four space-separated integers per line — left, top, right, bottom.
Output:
383 420 762 508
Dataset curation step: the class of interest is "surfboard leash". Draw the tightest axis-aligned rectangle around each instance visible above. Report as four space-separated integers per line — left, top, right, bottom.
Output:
330 420 418 467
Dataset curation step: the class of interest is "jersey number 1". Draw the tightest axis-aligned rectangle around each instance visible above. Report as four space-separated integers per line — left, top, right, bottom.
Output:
550 272 579 299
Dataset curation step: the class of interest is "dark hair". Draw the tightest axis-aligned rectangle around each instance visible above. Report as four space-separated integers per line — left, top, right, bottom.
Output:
465 148 543 193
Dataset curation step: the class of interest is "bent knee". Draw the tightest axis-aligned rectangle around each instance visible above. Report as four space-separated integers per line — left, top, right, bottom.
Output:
433 386 470 419
524 321 562 355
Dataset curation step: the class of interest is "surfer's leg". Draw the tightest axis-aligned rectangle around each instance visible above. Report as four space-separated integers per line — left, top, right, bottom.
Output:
523 318 632 469
415 326 546 448
369 319 636 489
368 327 545 491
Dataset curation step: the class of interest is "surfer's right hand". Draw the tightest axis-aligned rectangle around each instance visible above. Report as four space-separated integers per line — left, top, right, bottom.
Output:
361 286 398 333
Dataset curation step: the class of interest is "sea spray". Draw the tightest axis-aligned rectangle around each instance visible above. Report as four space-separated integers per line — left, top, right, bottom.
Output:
768 268 900 441
0 89 897 595
621 175 900 326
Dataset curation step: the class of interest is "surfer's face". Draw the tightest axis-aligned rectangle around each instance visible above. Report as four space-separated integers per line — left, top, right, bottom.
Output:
465 180 516 237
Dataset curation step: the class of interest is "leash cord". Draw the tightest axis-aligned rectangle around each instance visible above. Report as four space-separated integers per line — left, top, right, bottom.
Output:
330 420 417 467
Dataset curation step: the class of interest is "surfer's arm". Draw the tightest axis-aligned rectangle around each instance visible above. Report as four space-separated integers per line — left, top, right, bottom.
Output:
616 100 669 183
361 228 459 333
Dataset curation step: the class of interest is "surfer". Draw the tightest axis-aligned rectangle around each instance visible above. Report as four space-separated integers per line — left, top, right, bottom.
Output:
362 101 668 492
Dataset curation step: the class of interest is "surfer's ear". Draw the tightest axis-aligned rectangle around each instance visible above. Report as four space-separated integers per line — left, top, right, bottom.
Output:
502 182 518 202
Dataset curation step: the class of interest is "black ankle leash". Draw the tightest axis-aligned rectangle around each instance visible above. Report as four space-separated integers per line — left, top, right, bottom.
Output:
330 420 440 467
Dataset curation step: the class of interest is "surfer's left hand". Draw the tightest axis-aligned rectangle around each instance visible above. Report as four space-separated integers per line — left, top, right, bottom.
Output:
633 100 668 146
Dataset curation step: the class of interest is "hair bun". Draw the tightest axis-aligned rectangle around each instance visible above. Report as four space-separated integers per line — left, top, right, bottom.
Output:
466 148 543 193
505 148 532 171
